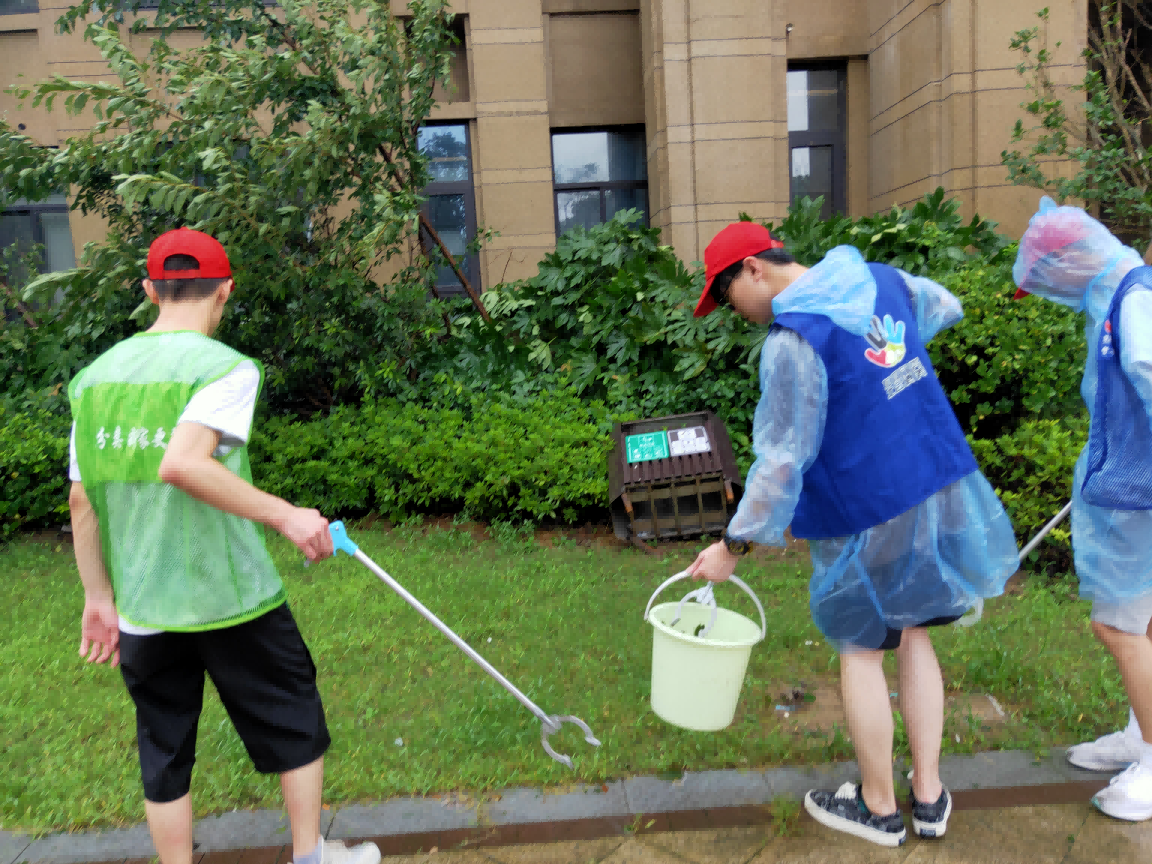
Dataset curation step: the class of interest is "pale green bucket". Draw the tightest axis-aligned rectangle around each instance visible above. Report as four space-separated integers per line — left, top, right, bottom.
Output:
644 572 766 732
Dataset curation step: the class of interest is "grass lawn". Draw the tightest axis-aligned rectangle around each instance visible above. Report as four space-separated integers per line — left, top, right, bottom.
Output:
0 520 1128 836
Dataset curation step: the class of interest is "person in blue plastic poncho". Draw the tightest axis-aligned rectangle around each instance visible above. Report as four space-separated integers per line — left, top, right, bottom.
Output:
1012 198 1152 821
686 222 1019 847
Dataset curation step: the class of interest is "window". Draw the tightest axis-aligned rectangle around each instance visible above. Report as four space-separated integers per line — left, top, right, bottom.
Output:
0 0 37 14
787 66 846 219
418 124 478 295
1 193 75 286
551 127 647 238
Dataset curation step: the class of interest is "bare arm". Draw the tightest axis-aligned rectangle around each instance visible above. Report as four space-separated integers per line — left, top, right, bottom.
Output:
69 482 119 667
159 422 333 560
70 481 112 599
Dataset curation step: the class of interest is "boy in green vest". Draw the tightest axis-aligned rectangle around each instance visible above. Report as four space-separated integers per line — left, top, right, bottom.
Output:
67 228 380 864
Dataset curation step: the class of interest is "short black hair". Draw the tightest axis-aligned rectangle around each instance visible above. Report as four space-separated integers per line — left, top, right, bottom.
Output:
709 245 795 307
150 253 230 301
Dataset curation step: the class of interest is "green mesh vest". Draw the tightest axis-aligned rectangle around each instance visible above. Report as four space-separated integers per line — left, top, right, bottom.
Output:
68 331 285 631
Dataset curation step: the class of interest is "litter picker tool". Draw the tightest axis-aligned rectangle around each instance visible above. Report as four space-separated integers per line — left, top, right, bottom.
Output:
1019 501 1073 561
327 521 600 768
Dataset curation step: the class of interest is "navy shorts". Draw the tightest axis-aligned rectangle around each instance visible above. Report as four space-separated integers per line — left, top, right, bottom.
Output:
876 615 963 650
118 603 331 803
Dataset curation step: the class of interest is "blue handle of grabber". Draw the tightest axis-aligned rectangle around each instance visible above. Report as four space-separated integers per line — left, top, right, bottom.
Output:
329 521 360 557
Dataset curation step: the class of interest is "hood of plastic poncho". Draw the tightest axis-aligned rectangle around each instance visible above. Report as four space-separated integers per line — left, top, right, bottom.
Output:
771 245 877 336
1013 196 1144 320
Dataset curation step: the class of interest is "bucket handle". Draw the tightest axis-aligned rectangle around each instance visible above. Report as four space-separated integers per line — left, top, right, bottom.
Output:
644 570 767 643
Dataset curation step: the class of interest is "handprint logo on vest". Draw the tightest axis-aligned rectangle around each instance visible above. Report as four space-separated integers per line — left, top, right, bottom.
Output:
864 314 907 368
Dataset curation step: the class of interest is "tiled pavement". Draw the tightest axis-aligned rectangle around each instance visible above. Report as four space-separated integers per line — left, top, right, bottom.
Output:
26 799 1152 864
5 750 1148 864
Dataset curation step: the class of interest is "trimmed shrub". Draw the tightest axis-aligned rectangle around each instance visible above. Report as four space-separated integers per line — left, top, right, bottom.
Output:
248 387 626 524
969 414 1088 573
929 262 1086 438
0 407 70 540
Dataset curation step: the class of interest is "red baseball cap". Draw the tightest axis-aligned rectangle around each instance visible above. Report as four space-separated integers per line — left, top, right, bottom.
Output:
694 222 784 317
147 228 232 280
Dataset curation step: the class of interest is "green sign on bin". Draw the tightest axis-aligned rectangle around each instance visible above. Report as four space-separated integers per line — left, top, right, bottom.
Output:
625 431 670 464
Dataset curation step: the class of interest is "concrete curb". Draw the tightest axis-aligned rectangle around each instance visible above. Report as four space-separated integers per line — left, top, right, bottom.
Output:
1 747 1108 863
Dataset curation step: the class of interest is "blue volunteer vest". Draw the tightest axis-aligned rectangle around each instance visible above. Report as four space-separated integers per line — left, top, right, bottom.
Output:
774 263 977 538
1082 266 1152 509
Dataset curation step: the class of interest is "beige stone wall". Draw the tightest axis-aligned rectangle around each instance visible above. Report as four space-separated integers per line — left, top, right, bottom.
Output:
867 0 1087 236
785 0 868 58
468 2 553 285
846 56 870 219
0 0 1092 288
548 12 644 128
640 0 788 264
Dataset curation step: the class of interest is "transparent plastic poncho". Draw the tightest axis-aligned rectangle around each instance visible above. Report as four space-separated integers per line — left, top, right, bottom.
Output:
727 246 1018 650
1014 198 1152 603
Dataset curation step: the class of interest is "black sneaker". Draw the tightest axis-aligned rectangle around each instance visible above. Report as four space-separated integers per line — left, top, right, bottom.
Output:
803 782 907 847
910 786 952 838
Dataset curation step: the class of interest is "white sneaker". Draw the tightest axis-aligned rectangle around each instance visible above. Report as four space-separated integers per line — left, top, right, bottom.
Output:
306 837 382 864
1092 762 1152 821
1067 729 1142 772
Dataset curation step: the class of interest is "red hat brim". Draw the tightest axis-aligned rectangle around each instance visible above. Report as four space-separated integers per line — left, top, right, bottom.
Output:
694 283 719 318
1013 287 1030 300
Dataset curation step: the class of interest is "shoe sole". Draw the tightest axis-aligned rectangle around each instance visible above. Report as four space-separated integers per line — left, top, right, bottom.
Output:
803 792 907 847
1092 794 1152 822
912 794 952 838
1067 752 1137 773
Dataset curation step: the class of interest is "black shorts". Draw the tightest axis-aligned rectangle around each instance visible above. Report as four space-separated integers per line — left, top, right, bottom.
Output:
876 615 963 651
119 603 331 803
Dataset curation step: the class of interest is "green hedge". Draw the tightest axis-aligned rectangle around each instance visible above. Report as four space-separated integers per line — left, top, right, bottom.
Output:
0 406 70 541
970 415 1088 573
249 387 625 524
1 388 624 541
0 382 1090 572
928 264 1084 439
0 191 1096 570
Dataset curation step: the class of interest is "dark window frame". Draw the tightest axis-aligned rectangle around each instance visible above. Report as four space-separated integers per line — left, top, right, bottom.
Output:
418 121 479 297
2 196 72 271
787 61 848 219
1 195 74 321
551 124 649 238
0 0 37 15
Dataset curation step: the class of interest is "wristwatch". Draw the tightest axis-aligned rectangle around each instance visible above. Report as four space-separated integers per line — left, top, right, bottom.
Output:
721 529 753 557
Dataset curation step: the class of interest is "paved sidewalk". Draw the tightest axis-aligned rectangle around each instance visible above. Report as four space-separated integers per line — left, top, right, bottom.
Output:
376 803 1149 864
1 748 1139 864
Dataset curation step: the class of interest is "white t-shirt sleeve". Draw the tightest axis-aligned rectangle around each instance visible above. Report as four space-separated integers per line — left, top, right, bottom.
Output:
69 422 81 482
177 360 261 455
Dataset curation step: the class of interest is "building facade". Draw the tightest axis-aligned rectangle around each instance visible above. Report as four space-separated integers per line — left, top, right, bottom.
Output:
0 0 1089 292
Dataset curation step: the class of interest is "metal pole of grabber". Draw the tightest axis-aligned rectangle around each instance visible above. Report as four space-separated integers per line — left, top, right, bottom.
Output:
327 521 600 769
1019 501 1073 562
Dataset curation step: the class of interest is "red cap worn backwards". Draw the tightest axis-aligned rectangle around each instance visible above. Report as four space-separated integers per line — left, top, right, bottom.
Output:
694 222 784 318
146 228 232 281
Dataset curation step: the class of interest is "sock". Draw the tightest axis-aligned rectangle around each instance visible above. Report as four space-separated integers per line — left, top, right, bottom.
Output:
1129 707 1143 739
296 837 323 864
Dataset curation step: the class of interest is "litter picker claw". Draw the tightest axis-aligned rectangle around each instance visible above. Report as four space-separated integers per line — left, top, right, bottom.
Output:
328 521 600 768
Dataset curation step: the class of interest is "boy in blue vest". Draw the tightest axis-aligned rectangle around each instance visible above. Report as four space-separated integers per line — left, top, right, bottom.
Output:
68 228 381 864
1012 198 1152 821
687 222 1018 847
